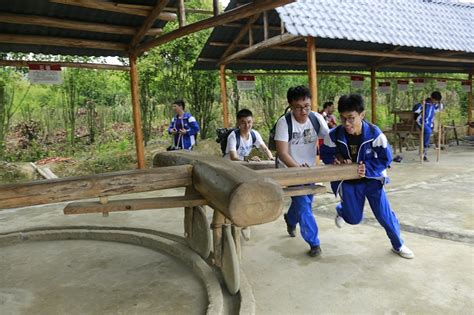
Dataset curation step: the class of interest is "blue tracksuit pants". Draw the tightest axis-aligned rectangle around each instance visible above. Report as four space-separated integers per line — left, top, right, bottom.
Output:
418 123 432 152
336 179 403 250
286 194 320 247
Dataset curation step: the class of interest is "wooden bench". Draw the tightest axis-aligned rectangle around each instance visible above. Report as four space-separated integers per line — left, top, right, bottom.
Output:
391 110 421 153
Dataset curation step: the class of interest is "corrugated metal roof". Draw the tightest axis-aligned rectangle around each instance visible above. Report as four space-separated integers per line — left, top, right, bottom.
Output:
194 0 474 73
277 0 474 53
0 0 179 57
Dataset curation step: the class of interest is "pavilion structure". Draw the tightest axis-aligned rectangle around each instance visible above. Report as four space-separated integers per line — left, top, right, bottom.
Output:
195 0 473 132
0 0 295 168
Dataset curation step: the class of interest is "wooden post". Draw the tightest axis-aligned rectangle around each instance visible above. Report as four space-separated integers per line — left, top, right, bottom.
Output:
263 11 269 40
371 67 376 123
220 64 229 128
213 0 219 16
420 99 425 163
129 54 145 169
177 0 186 27
468 73 473 136
437 110 442 162
307 36 318 111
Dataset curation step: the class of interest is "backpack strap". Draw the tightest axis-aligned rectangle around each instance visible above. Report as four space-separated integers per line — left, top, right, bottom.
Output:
308 112 321 135
234 129 241 151
285 112 293 141
250 130 257 147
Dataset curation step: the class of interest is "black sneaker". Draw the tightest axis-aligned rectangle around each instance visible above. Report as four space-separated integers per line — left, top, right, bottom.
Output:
283 213 296 237
423 156 429 162
308 245 322 257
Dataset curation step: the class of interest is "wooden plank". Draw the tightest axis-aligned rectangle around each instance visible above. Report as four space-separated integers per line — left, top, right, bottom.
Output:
258 164 360 186
0 165 193 209
0 34 126 51
0 13 162 36
371 67 376 123
49 0 176 20
64 195 207 215
130 0 169 48
129 54 146 169
135 0 295 53
220 33 300 65
0 60 130 71
283 184 327 197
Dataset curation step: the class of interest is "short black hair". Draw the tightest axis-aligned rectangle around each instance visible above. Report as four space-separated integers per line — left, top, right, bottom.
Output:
337 94 365 113
287 85 311 103
431 91 442 101
173 100 185 110
237 109 253 120
323 101 334 109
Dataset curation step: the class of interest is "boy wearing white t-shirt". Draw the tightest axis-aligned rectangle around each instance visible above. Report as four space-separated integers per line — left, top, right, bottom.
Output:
225 109 274 162
275 86 329 257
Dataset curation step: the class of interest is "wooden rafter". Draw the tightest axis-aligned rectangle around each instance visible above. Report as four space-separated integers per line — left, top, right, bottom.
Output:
0 60 129 71
115 4 214 15
377 50 471 68
130 0 169 48
224 22 282 31
219 14 261 61
177 0 186 27
0 34 126 51
219 33 300 65
134 0 295 54
0 13 162 36
49 0 176 20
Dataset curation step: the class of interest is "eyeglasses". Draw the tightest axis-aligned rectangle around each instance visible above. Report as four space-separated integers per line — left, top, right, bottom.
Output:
293 105 311 112
340 115 359 124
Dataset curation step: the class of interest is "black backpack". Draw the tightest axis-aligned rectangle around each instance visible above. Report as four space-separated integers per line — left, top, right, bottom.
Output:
268 109 321 151
216 128 257 156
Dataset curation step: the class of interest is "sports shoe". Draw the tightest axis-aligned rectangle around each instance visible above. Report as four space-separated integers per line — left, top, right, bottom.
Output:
335 214 344 228
392 245 415 259
283 213 296 237
423 156 429 162
308 245 322 257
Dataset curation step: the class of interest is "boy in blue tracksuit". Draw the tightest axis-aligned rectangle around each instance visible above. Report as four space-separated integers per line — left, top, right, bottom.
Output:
320 94 414 259
413 91 443 161
167 100 200 150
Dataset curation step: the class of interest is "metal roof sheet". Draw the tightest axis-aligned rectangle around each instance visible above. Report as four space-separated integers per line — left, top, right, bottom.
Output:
194 0 474 73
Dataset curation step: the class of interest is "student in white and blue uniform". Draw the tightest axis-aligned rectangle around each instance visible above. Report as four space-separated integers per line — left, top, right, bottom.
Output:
320 94 414 259
413 91 443 161
167 100 200 150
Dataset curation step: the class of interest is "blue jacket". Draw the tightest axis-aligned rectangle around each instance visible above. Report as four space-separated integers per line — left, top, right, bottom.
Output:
167 112 200 150
413 99 440 128
320 121 392 195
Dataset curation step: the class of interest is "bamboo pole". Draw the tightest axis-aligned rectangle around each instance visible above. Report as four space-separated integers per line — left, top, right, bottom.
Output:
371 67 376 123
307 36 318 111
420 99 426 163
177 0 186 27
220 64 229 128
129 54 146 169
437 110 442 162
468 73 473 136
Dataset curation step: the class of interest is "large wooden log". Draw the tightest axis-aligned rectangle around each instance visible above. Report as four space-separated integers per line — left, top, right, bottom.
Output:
153 151 284 227
0 165 192 210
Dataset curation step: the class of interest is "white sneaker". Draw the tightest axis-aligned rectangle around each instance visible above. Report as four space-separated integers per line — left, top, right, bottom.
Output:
335 215 344 228
392 245 415 259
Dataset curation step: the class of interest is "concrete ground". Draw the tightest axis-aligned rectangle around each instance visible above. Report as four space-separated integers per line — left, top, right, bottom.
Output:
0 144 473 314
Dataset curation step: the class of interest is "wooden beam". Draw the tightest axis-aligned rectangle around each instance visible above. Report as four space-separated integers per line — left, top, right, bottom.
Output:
371 67 376 123
220 14 260 61
0 165 193 209
49 0 176 20
177 0 186 27
116 4 214 15
64 195 207 215
220 33 300 65
307 36 318 111
135 0 295 54
130 0 169 48
220 64 229 128
223 22 283 32
258 164 359 187
129 54 146 169
0 60 130 71
213 0 219 16
263 11 269 40
0 13 162 36
0 34 126 51
283 185 327 197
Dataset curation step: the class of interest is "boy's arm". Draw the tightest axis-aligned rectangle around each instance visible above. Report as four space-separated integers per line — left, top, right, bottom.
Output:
186 116 200 135
259 142 274 160
364 133 392 176
167 118 175 134
226 133 240 161
320 131 337 164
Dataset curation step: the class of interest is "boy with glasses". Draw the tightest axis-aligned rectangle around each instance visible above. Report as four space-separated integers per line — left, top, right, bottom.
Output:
320 94 414 259
275 86 329 257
